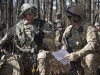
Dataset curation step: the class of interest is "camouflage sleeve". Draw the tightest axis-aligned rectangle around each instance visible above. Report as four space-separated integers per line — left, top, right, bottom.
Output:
61 25 73 49
43 23 55 38
55 32 60 43
48 20 53 25
0 25 16 45
56 22 62 28
77 23 99 56
55 30 59 36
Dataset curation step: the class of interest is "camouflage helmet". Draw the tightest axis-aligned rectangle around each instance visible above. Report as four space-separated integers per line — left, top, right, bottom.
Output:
57 23 63 28
55 12 61 16
55 12 61 18
66 6 85 20
20 3 37 16
95 22 100 26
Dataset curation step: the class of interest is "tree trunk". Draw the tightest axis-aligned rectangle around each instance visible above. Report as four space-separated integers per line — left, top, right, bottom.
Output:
49 0 53 21
43 0 45 20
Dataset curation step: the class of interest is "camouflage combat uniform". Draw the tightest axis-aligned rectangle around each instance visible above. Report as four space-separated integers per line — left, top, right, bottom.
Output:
95 22 100 38
55 25 64 50
48 13 64 50
48 12 63 31
62 20 100 75
0 19 51 75
54 19 62 31
0 3 52 75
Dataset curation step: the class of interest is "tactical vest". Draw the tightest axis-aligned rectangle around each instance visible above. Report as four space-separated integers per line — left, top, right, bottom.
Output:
15 19 44 52
66 23 87 52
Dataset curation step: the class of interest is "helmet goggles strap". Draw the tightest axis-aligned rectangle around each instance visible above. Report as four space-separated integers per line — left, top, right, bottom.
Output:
25 8 35 14
66 10 80 18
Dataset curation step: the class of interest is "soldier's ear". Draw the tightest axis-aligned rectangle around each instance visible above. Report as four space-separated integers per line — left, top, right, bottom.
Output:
73 15 81 23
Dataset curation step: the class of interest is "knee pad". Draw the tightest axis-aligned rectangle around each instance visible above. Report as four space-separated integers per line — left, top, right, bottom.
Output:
38 50 46 59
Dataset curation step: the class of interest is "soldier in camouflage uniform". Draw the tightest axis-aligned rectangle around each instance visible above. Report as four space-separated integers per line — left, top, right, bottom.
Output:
62 6 100 75
55 24 64 50
48 12 63 31
95 22 100 38
94 22 100 75
0 3 50 75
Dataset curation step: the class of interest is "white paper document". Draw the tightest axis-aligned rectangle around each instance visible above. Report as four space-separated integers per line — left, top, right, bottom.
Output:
52 49 70 65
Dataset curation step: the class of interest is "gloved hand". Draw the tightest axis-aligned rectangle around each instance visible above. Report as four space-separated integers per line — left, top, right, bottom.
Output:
35 30 40 35
56 42 62 49
48 21 52 25
65 52 80 61
36 30 45 38
31 29 45 36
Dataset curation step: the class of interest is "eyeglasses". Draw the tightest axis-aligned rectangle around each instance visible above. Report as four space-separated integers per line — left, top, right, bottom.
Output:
59 27 63 28
25 8 35 14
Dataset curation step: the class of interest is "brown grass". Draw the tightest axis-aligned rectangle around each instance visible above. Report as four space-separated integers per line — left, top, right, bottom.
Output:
43 38 71 75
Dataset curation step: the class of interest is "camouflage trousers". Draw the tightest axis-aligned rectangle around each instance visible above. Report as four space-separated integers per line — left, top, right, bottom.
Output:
38 58 50 75
78 52 100 75
22 51 50 75
0 54 24 75
38 50 50 75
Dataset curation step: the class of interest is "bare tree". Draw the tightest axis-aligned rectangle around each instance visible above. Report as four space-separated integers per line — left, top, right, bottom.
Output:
75 0 78 5
18 0 24 8
8 0 13 27
91 0 94 23
69 0 72 6
98 0 100 21
43 0 46 20
45 0 49 21
49 0 53 21
0 0 3 21
56 0 58 12
33 0 34 3
27 0 29 3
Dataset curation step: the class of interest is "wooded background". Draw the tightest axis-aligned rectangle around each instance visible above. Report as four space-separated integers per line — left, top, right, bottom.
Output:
0 0 100 75
0 0 100 29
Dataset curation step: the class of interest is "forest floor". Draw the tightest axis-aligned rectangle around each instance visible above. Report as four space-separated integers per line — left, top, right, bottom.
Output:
43 38 71 75
24 52 71 75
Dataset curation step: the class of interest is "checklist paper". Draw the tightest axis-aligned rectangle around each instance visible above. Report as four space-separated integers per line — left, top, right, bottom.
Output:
52 49 70 65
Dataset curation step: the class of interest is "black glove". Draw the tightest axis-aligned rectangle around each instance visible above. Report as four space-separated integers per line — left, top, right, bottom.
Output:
36 30 45 36
31 29 45 46
32 29 45 37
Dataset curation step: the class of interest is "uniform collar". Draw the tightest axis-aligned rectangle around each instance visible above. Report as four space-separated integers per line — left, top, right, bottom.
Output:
73 19 87 30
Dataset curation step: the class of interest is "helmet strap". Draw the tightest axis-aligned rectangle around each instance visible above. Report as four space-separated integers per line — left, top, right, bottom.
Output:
66 8 81 23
